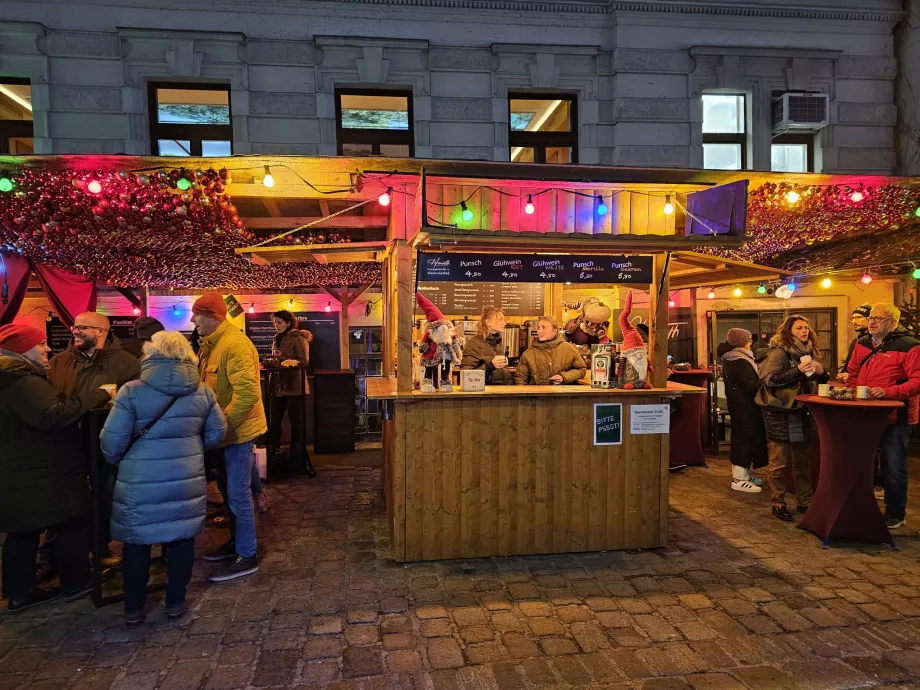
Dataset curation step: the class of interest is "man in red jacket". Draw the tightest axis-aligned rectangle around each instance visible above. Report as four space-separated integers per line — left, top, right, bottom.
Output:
847 303 920 529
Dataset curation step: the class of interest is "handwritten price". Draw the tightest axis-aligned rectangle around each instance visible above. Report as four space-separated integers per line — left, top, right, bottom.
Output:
501 271 519 278
539 272 556 279
579 272 594 280
464 271 482 278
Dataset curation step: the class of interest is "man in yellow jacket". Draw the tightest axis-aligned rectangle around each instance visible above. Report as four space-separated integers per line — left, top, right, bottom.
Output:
191 292 267 582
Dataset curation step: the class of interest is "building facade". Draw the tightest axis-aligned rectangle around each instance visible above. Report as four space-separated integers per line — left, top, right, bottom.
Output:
0 0 908 174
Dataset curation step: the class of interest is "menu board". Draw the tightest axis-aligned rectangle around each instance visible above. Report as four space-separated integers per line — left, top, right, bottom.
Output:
244 311 340 372
46 316 137 356
418 283 543 317
418 253 653 284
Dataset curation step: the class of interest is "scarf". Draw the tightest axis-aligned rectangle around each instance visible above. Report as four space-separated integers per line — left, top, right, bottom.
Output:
722 347 758 373
485 332 502 347
788 339 815 359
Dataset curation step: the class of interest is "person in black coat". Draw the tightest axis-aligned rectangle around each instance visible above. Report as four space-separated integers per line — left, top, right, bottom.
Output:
718 329 767 494
0 324 112 613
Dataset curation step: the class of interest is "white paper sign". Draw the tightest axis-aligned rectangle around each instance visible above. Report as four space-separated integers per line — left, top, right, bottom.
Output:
630 404 670 435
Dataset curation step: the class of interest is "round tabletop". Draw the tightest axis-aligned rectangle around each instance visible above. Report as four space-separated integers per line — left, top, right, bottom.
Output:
796 394 903 410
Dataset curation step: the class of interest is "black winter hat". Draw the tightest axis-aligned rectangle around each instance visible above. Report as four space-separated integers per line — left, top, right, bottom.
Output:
133 316 165 340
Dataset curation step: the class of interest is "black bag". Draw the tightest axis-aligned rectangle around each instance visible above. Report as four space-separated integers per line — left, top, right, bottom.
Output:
122 395 179 456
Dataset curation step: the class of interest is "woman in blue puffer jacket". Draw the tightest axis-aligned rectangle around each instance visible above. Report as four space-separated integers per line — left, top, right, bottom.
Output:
100 331 226 625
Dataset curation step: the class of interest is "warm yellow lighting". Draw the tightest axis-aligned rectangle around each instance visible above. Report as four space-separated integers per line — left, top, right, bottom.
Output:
262 166 275 188
663 194 674 215
732 287 743 298
821 277 832 289
785 190 800 204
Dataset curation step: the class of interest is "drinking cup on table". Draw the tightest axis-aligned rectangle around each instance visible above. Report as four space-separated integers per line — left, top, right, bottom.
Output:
818 384 830 397
856 386 870 400
100 384 116 398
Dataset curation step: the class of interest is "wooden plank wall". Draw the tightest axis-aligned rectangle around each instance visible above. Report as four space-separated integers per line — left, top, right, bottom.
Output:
394 183 680 239
392 394 669 561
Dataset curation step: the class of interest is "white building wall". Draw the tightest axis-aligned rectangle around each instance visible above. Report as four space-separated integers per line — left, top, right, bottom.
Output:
0 0 906 173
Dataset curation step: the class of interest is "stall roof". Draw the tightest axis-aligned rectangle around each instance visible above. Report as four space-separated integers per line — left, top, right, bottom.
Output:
240 241 390 266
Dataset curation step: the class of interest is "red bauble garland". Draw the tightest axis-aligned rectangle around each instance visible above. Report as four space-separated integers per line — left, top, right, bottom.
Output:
0 167 378 288
705 181 920 266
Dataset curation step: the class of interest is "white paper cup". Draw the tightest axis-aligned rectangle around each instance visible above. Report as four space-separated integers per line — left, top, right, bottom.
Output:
856 386 870 400
818 384 830 397
800 355 813 377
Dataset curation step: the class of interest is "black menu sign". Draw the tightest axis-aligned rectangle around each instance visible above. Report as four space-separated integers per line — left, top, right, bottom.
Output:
418 253 653 284
244 311 340 372
418 283 543 317
46 316 136 356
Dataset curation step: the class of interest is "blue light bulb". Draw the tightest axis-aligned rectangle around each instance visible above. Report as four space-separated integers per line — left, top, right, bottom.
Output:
596 196 608 216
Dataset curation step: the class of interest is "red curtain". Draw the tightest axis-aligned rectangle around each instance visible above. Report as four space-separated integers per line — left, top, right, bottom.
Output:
0 252 32 327
32 263 97 327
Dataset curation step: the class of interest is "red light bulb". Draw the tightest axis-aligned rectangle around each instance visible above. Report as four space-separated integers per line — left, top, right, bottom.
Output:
378 190 391 207
861 273 873 285
850 191 864 203
668 299 676 308
87 180 102 194
132 307 141 316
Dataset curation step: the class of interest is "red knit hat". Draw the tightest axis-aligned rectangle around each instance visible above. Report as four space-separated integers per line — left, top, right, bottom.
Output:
416 292 446 323
618 291 645 351
0 324 47 354
192 292 227 321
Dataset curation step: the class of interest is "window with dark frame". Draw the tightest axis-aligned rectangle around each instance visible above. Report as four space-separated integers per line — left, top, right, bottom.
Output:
702 93 747 170
771 132 814 173
0 77 34 155
148 83 233 156
509 94 577 164
335 89 414 157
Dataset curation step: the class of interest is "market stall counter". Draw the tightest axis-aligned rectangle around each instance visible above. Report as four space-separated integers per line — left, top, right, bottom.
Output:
370 378 705 562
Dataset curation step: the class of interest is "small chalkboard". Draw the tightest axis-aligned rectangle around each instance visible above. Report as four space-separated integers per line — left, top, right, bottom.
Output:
417 283 544 317
244 311 340 373
46 316 137 356
593 403 623 446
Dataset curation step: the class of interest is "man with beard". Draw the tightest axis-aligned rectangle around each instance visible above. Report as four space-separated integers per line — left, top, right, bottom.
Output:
46 312 140 570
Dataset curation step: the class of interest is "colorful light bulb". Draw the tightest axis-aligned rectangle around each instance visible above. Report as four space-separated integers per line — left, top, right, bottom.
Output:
732 287 742 298
821 277 832 289
850 191 864 203
378 189 391 207
861 273 873 285
0 172 12 193
324 302 332 313
87 180 102 194
524 195 535 215
913 267 920 280
757 283 767 294
663 194 674 216
707 290 716 300
785 190 800 204
132 307 141 316
460 201 473 222
596 196 608 216
176 178 191 191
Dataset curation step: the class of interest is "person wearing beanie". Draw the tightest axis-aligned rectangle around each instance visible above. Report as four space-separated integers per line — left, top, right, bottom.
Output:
839 303 872 381
191 292 267 582
0 324 112 612
121 316 165 359
718 328 767 494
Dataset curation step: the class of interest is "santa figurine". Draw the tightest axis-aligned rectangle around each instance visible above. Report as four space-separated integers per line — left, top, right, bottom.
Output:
416 292 462 392
617 291 653 390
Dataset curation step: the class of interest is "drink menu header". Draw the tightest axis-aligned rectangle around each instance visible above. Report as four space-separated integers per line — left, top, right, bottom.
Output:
418 253 653 284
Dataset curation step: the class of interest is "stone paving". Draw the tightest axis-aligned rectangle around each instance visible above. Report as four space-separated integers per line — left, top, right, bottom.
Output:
3 452 920 690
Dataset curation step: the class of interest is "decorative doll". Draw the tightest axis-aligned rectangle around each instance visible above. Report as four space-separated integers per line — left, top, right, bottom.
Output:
416 292 462 392
617 291 653 390
564 297 611 346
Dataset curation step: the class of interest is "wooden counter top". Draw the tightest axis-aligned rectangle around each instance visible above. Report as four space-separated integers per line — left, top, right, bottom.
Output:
367 377 705 400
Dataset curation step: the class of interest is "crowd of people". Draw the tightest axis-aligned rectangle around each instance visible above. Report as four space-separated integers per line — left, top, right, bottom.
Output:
719 304 920 527
0 292 313 624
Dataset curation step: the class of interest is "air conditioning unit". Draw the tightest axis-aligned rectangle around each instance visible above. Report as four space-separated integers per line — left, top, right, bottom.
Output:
772 93 829 133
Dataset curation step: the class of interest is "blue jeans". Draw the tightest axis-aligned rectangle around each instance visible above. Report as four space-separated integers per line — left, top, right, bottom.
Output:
216 441 258 558
251 462 262 496
882 425 912 519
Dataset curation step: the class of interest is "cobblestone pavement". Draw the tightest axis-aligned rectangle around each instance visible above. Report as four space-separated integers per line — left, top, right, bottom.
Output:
3 454 920 689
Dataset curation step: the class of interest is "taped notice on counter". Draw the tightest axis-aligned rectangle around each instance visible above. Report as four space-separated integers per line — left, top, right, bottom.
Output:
630 404 670 435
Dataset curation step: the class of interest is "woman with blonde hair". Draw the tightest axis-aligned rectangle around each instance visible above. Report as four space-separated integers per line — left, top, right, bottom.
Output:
515 316 587 385
757 315 828 522
460 307 514 385
100 331 226 625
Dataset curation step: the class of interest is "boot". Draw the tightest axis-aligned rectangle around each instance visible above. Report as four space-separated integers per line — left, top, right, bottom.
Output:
292 443 316 478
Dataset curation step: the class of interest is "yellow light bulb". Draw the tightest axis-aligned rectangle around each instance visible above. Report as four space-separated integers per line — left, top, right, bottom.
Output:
785 190 800 204
732 287 742 298
262 165 275 188
821 277 832 289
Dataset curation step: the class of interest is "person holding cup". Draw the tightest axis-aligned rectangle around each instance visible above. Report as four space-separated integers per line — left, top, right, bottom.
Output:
461 307 514 385
756 315 828 522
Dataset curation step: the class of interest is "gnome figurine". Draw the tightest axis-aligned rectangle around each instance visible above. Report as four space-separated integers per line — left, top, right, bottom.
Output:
617 291 653 390
416 292 462 392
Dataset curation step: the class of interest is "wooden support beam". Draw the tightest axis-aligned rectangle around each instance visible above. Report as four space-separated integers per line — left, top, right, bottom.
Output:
319 200 331 217
339 284 350 369
649 252 670 389
242 216 387 230
349 283 373 305
395 242 414 393
320 286 341 303
382 253 394 377
263 199 282 218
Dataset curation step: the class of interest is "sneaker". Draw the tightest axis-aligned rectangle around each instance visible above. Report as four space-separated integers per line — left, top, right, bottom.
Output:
165 603 185 621
256 492 269 515
772 505 794 522
885 515 906 529
746 473 763 487
731 479 762 493
7 588 61 613
124 610 143 627
208 555 259 583
202 541 236 562
874 487 885 501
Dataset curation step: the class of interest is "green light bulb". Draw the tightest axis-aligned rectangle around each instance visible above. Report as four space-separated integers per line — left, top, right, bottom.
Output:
913 267 920 280
0 177 12 193
176 178 191 191
757 284 766 294
462 208 474 221
915 207 920 218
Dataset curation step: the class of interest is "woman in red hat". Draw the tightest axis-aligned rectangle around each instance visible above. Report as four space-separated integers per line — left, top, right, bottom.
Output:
0 324 112 612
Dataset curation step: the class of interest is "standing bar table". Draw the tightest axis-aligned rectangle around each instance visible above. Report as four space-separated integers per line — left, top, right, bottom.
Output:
796 395 903 546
